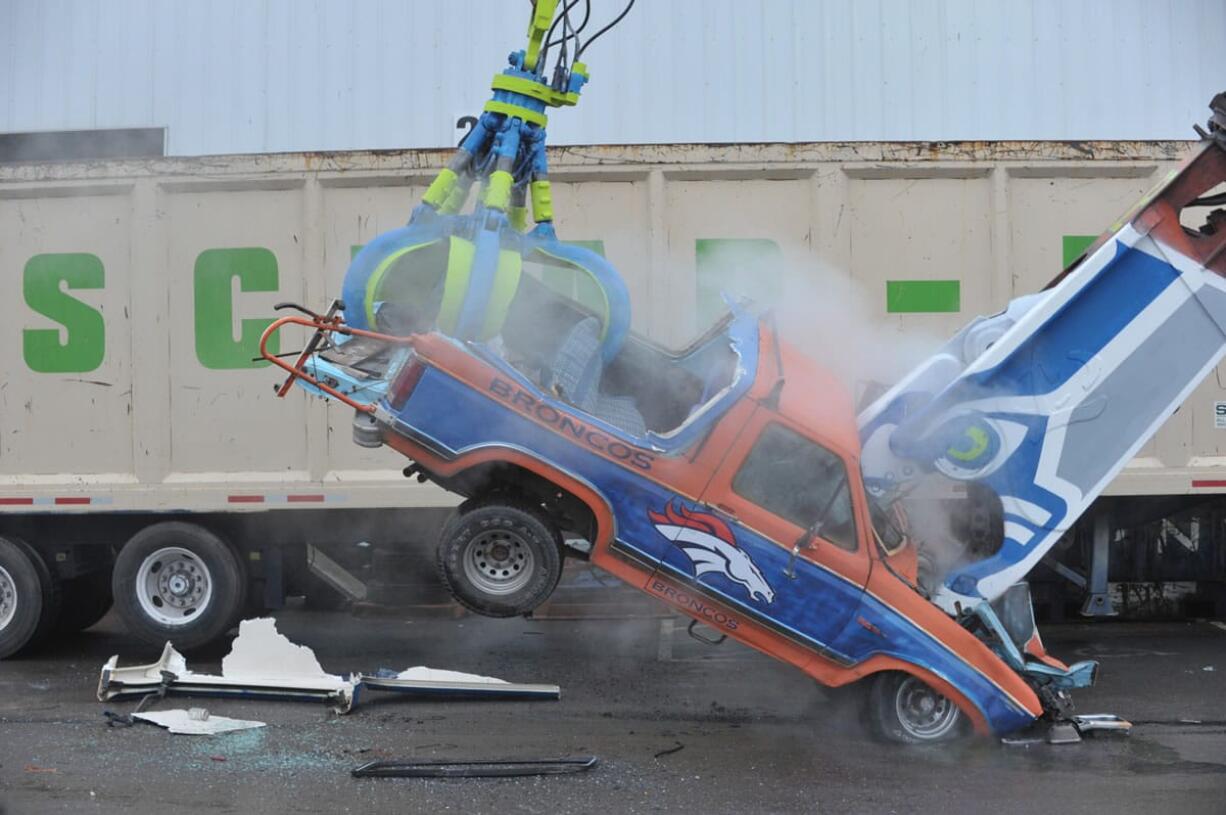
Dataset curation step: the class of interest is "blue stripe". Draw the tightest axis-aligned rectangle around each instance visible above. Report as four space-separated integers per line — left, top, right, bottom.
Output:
966 241 1178 393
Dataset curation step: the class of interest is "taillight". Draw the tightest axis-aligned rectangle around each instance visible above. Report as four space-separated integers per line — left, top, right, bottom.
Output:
388 354 426 409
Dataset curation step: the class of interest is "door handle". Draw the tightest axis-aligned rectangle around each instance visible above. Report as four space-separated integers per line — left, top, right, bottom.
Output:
714 502 738 517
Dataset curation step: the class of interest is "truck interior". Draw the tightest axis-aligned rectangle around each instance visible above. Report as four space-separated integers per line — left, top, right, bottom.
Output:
324 247 758 445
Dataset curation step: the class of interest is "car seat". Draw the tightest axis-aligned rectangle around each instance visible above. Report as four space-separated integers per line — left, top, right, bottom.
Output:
545 317 646 436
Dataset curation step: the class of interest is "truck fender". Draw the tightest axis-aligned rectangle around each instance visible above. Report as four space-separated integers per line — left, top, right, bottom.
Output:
382 435 618 548
829 655 999 736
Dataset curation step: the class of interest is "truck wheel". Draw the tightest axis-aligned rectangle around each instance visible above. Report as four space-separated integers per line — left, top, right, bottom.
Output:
867 672 965 744
0 536 61 659
436 497 563 617
113 523 246 649
56 570 114 633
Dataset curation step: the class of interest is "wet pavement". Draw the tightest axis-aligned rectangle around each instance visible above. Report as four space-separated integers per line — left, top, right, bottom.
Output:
1 579 1224 814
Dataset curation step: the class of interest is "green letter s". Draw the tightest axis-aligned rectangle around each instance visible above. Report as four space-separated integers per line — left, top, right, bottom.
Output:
23 253 106 373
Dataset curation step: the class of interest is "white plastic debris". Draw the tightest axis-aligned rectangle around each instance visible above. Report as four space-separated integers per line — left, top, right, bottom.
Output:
98 617 357 711
359 665 559 699
223 618 349 684
392 667 509 684
132 708 266 735
98 617 561 711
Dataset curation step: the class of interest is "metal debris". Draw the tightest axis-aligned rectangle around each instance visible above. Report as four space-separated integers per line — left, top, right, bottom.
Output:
1046 722 1082 745
359 667 560 700
1072 714 1132 735
97 617 560 714
351 756 598 779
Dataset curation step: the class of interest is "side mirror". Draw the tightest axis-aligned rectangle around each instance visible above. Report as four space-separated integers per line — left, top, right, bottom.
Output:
785 523 821 580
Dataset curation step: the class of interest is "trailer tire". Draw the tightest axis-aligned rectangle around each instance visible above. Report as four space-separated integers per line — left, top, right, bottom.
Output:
113 523 247 650
0 536 62 659
56 570 114 634
436 497 563 617
867 672 966 745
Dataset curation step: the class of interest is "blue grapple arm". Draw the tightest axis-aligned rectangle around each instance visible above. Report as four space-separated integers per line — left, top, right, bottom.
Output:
338 0 629 363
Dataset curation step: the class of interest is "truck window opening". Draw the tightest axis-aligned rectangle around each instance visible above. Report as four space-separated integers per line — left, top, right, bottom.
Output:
731 422 857 552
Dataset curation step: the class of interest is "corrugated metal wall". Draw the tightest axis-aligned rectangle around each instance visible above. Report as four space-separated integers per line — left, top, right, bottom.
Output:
2 0 1224 156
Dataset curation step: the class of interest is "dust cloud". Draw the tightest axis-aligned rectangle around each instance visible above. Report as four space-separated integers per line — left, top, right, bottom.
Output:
693 239 976 588
692 238 946 397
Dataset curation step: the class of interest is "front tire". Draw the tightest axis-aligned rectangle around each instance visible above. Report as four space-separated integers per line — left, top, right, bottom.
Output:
0 536 61 659
113 523 246 649
868 672 965 744
436 497 563 617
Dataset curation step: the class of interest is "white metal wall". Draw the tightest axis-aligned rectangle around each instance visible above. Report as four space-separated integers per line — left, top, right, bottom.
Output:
2 0 1224 156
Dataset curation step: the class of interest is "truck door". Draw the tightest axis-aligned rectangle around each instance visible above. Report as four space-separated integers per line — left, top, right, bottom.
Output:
651 408 871 658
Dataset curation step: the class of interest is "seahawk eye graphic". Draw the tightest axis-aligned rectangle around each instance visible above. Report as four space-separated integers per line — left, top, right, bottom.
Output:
650 501 775 604
933 414 1029 481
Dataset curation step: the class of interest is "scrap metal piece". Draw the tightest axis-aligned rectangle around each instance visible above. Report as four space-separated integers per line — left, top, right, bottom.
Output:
1073 713 1132 735
97 618 358 711
359 666 560 700
1046 722 1082 745
351 756 597 779
132 708 266 735
1000 734 1045 747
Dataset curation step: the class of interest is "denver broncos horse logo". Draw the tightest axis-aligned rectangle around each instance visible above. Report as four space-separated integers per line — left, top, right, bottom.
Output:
649 501 775 604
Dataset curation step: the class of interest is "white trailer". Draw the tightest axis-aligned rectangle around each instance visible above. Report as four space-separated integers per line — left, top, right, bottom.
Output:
1 139 1221 657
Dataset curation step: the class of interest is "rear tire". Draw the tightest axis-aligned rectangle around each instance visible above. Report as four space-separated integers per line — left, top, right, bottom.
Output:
0 536 61 659
867 672 966 744
113 523 246 649
436 497 563 617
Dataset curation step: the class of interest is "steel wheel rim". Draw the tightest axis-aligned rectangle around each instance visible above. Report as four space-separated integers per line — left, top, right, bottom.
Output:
462 528 535 596
0 565 16 632
895 676 960 740
135 546 213 627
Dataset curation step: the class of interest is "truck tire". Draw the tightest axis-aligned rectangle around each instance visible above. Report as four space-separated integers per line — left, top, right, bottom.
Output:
436 497 563 617
0 536 62 659
56 570 114 634
112 523 247 649
867 672 965 744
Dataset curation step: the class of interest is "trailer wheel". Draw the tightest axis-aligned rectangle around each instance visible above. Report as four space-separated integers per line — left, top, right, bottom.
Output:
0 536 61 659
436 497 563 617
56 570 114 633
867 672 965 744
113 523 246 649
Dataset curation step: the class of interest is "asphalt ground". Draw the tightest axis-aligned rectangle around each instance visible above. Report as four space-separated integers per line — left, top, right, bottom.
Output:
1 578 1224 814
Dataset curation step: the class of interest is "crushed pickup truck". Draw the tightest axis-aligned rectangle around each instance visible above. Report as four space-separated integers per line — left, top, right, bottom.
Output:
260 0 1226 744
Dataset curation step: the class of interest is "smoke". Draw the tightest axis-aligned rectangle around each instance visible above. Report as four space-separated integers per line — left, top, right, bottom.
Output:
0 128 165 164
696 240 974 586
696 240 946 399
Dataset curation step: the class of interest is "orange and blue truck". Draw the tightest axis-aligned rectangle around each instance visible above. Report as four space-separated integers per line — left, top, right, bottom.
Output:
246 2 1226 742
